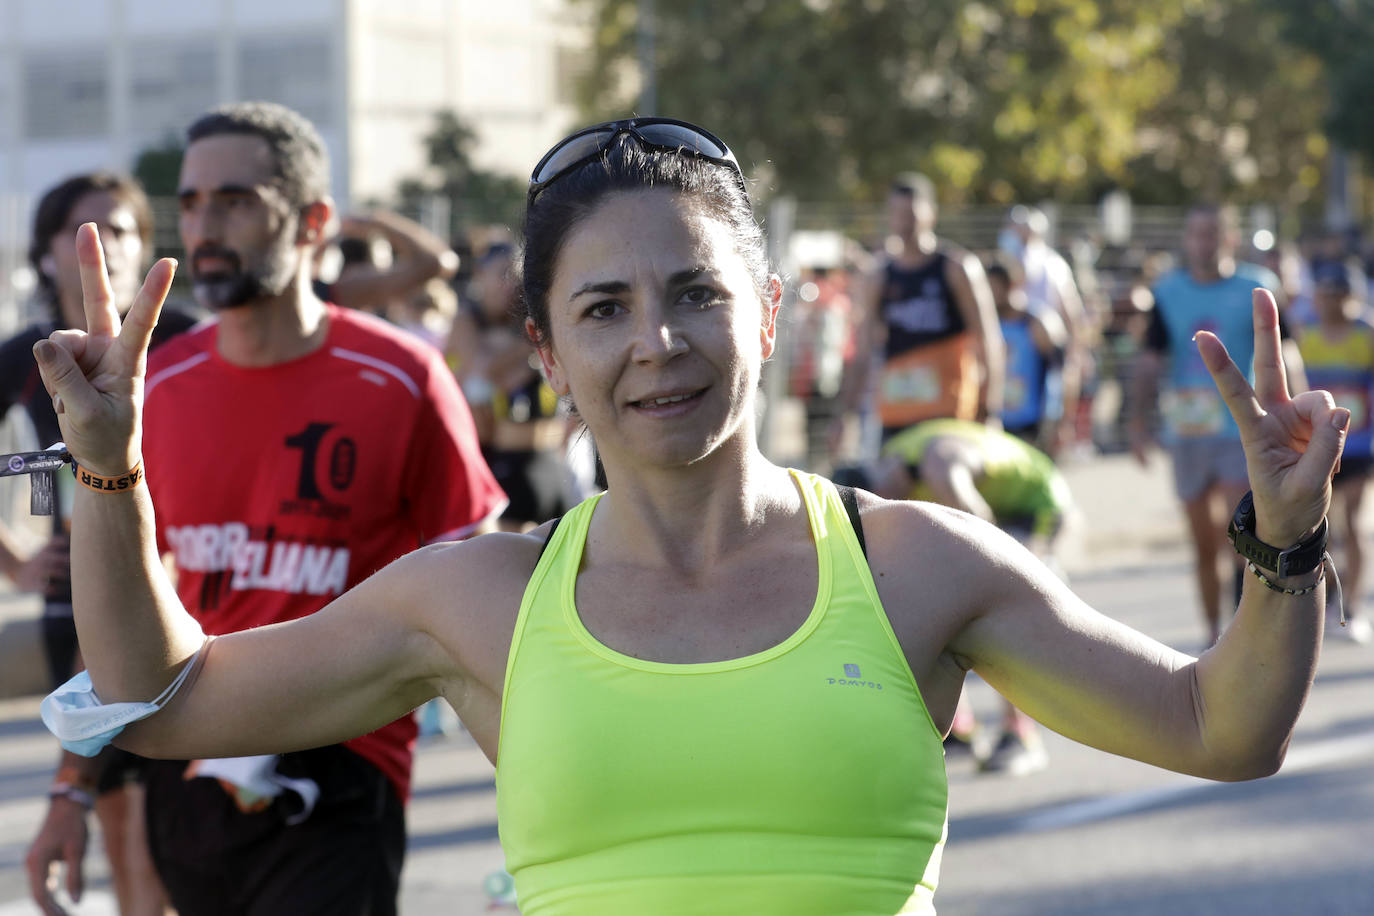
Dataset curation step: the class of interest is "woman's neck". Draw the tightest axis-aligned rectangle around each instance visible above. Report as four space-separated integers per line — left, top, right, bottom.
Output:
592 443 799 578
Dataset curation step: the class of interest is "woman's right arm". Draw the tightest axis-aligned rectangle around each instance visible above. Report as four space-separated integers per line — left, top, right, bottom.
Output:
29 225 480 759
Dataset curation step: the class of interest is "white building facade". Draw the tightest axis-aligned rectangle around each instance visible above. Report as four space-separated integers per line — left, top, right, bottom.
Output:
0 0 588 326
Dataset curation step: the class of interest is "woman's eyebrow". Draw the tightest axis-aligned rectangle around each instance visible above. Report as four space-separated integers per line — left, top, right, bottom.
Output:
667 267 709 286
567 268 711 302
568 280 629 302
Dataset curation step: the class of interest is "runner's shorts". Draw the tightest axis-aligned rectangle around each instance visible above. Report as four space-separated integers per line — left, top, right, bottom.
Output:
143 744 405 916
1167 437 1249 502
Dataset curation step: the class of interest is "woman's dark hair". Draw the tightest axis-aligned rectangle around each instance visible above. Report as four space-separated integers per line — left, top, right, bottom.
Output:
29 172 153 313
519 135 769 346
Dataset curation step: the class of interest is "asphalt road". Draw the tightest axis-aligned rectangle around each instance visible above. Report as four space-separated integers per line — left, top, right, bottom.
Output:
1 454 1371 914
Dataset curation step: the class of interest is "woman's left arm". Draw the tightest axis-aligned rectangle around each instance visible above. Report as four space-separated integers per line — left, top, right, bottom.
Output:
947 289 1346 780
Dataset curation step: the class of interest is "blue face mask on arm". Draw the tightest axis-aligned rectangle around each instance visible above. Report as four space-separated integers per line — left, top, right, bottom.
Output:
40 636 211 757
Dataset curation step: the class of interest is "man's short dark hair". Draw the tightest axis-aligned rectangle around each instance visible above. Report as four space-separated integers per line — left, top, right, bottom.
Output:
891 172 936 205
186 101 330 209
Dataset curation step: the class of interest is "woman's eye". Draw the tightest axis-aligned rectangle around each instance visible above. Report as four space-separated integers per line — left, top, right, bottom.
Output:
681 286 719 307
587 301 620 319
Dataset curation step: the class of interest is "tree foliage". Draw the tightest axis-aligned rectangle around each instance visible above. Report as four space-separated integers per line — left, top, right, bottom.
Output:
573 0 1338 209
396 111 526 236
132 139 184 197
1124 0 1330 208
1266 0 1374 164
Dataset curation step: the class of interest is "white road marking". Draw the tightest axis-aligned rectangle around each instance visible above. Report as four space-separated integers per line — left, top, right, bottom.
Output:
1010 729 1374 834
0 890 116 914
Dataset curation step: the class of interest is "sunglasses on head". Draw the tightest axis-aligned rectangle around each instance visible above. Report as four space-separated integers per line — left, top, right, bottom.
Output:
527 118 746 208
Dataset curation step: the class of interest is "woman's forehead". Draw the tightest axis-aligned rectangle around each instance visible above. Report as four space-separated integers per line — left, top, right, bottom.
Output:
554 190 741 286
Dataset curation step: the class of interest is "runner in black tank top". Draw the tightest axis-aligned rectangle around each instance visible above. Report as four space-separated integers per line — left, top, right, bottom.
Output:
881 252 965 359
838 173 1005 450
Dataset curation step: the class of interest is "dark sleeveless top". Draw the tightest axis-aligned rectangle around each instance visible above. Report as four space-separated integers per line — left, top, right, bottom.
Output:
881 254 965 358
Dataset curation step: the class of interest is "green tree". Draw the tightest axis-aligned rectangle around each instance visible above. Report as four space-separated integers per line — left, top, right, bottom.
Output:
132 139 184 197
573 0 1336 210
1125 0 1330 210
1266 0 1374 166
395 111 525 236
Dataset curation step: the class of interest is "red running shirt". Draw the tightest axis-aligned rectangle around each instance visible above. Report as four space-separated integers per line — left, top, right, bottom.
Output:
144 305 507 799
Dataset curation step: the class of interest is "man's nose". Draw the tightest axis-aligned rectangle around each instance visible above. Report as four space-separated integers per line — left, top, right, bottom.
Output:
180 201 223 245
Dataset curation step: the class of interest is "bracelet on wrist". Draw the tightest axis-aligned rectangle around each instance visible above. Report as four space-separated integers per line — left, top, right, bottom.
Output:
72 459 144 494
1245 560 1323 596
48 783 94 810
1244 553 1347 629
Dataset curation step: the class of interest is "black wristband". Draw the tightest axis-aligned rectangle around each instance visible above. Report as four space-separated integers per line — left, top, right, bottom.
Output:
1227 491 1327 578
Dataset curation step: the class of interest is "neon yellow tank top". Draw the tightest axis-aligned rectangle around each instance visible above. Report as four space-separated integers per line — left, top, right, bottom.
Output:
496 470 948 915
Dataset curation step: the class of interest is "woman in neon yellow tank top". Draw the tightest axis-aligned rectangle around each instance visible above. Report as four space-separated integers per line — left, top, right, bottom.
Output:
44 118 1348 915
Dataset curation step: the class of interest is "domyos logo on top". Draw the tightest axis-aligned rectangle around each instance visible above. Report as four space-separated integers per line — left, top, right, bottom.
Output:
826 663 883 690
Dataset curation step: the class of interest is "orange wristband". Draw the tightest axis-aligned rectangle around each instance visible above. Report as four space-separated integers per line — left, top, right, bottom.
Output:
54 764 93 790
73 460 144 493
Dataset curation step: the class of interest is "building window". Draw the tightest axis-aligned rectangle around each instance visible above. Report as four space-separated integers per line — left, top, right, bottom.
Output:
237 34 333 128
24 50 109 140
130 40 217 144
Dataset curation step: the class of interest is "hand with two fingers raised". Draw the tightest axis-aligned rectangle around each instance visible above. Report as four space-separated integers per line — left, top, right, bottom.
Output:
1196 288 1348 551
30 223 176 478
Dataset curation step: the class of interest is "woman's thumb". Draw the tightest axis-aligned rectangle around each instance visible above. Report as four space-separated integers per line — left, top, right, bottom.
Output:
32 339 83 400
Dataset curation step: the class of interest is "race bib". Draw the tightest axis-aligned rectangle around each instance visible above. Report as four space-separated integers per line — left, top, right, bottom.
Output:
881 364 941 405
1163 387 1225 437
1003 375 1028 413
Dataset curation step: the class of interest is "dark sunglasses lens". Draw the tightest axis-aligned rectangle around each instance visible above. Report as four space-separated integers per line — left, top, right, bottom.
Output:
635 123 730 158
532 131 613 184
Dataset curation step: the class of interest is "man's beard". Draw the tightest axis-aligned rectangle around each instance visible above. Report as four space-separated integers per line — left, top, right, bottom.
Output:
190 241 296 311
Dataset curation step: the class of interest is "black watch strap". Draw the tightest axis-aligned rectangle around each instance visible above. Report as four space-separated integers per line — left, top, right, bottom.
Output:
1227 491 1327 578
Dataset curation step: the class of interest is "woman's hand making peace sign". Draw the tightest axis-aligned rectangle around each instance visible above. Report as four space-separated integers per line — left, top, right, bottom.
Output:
30 223 177 477
1197 288 1348 551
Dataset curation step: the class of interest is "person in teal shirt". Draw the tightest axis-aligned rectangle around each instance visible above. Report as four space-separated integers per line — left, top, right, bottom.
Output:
1130 204 1306 645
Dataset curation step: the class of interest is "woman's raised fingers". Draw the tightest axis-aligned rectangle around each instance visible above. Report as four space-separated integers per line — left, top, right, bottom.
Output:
1250 288 1289 407
1196 330 1263 436
117 258 177 365
75 223 120 339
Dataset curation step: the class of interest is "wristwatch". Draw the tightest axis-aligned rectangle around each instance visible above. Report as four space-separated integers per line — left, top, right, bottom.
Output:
1227 490 1327 578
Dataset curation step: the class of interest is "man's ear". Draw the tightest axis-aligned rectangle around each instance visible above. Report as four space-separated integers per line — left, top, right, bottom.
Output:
298 198 335 245
527 318 569 395
760 274 782 360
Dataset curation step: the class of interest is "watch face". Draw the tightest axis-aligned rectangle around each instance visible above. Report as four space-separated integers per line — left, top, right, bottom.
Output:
1228 490 1327 577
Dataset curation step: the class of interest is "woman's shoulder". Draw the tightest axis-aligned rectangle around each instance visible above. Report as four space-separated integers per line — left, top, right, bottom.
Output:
850 489 1025 600
385 527 555 684
403 527 551 602
852 488 989 543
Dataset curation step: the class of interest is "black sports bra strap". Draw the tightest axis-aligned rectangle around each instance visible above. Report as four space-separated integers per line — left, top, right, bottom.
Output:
536 515 563 561
835 484 868 560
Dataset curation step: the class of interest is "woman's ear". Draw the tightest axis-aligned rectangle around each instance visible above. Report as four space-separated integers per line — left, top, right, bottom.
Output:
527 318 569 395
760 274 782 360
